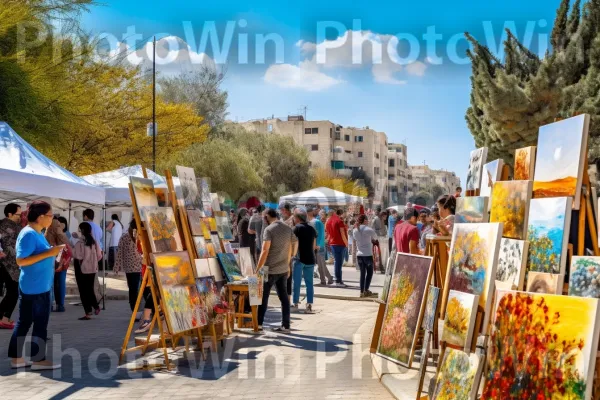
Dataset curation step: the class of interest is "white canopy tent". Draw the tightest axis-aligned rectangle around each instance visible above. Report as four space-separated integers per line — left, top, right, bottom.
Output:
279 187 364 207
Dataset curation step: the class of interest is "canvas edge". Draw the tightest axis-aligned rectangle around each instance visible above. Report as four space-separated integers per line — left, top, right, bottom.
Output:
573 114 590 210
480 222 502 334
469 352 484 400
585 298 600 400
559 197 574 276
515 240 529 290
464 293 480 353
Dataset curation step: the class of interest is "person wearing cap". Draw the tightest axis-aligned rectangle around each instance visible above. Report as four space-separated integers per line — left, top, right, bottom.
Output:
394 207 421 255
291 207 317 313
307 206 333 285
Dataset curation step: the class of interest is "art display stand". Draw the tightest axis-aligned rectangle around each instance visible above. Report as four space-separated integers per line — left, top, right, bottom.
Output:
118 168 204 370
226 283 259 332
415 330 432 400
369 302 387 354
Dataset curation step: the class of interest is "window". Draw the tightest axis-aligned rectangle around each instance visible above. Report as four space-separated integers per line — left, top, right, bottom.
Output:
311 144 319 151
304 128 311 134
389 159 395 167
312 127 319 134
330 128 333 138
268 124 273 132
345 150 351 154
335 132 341 140
374 167 380 175
375 153 380 159
358 151 363 158
305 128 318 134
354 136 363 142
344 134 350 141
389 174 395 180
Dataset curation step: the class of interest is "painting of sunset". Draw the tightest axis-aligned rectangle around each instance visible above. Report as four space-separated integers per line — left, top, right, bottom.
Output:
532 114 589 209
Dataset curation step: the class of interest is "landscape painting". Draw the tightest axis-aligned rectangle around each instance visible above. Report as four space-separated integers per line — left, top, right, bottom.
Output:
489 180 532 240
514 146 536 180
479 159 503 197
238 247 255 276
569 257 600 298
465 147 488 191
217 253 244 282
176 165 203 210
193 236 210 258
421 285 439 332
151 252 198 334
446 222 502 333
130 177 159 208
495 238 528 290
432 348 483 400
377 253 432 368
526 197 572 275
483 290 600 400
216 215 234 240
526 271 563 294
455 196 489 223
187 209 203 236
141 207 183 253
442 290 479 352
532 114 589 209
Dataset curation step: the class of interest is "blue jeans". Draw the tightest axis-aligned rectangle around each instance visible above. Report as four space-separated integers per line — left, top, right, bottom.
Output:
53 269 67 307
293 260 314 304
330 245 346 284
8 290 51 361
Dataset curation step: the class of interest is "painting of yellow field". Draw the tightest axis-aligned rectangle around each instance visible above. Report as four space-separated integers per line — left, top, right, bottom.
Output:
441 290 479 352
532 114 589 209
489 180 532 240
514 146 536 180
432 348 483 400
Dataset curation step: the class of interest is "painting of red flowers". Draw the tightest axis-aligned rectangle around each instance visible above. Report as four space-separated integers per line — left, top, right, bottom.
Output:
483 290 600 400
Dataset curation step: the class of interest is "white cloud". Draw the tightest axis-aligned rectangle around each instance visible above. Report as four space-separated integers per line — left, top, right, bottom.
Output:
405 61 427 77
264 63 343 91
372 63 406 85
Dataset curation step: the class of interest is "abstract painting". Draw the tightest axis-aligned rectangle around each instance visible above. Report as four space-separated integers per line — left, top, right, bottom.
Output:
495 238 528 290
195 276 221 323
207 257 224 282
533 114 589 209
569 256 600 298
217 253 244 282
514 146 536 181
205 242 217 257
480 159 503 198
465 147 488 191
176 165 202 210
421 285 439 332
141 207 183 253
187 285 208 328
194 258 211 278
489 180 532 240
442 290 479 352
238 247 255 276
483 290 600 400
211 234 223 253
526 197 572 275
446 222 502 333
130 177 158 208
200 217 214 239
526 271 563 294
216 215 234 240
187 209 203 236
193 236 210 258
151 252 199 334
433 348 483 400
455 196 489 224
155 187 169 207
377 253 433 368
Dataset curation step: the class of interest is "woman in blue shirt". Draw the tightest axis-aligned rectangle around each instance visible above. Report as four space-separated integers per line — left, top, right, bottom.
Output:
8 201 63 370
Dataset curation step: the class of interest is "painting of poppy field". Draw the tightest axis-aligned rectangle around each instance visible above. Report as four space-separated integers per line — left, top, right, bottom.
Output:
483 290 600 400
377 253 432 368
432 348 482 400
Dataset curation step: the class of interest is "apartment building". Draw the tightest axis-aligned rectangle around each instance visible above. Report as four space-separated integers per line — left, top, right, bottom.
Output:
410 165 461 195
387 143 413 205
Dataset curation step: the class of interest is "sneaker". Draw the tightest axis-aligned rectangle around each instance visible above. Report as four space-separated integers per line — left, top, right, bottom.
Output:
365 290 378 298
135 320 152 334
272 326 290 333
10 359 32 369
359 292 366 298
31 360 61 371
305 304 314 314
0 321 15 329
94 307 101 316
327 280 334 285
334 282 347 288
56 305 65 312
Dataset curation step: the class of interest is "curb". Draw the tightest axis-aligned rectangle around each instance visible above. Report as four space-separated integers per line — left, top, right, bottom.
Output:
268 290 379 302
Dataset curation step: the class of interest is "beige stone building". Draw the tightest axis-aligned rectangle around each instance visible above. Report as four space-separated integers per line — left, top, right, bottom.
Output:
387 143 413 205
410 165 461 196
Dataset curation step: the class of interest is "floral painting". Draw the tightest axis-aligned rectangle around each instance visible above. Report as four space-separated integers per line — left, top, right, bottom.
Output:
495 238 528 290
514 146 536 181
465 147 488 191
193 236 210 258
238 247 255 276
152 252 199 334
141 207 183 253
480 159 503 197
217 253 244 282
421 285 439 332
377 253 432 368
483 290 600 400
455 196 488 224
533 114 589 209
569 256 600 298
526 271 563 294
187 209 203 236
176 165 202 210
433 348 482 400
130 177 158 208
526 197 572 275
187 284 208 328
489 180 532 240
441 290 478 351
447 222 502 332
216 215 234 241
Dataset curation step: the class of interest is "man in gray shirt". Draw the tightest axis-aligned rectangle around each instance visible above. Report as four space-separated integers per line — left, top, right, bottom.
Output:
352 214 378 298
256 208 297 332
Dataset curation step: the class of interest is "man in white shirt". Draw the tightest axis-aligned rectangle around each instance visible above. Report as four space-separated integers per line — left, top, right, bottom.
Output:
352 214 378 298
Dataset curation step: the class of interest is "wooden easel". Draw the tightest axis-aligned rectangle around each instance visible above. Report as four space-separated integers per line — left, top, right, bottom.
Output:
226 283 259 332
370 302 387 354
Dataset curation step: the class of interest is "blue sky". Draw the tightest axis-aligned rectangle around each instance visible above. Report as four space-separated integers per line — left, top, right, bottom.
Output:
82 0 562 185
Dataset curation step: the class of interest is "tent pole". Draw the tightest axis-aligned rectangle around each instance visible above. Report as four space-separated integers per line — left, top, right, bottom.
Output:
102 207 106 310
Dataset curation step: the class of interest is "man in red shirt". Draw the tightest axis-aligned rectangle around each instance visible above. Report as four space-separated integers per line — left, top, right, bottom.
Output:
394 207 421 255
325 209 348 287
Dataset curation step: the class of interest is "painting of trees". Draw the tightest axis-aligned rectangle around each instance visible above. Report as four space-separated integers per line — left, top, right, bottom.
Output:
489 180 531 240
527 227 559 274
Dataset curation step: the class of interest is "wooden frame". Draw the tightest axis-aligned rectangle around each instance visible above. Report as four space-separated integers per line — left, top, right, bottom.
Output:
227 283 259 332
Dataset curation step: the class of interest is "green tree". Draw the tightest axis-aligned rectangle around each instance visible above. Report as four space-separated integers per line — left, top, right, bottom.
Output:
428 184 445 202
409 191 432 206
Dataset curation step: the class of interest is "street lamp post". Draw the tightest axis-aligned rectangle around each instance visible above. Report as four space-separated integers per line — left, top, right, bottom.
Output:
152 36 156 172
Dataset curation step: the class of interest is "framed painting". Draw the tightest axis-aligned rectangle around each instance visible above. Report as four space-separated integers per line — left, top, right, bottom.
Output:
380 248 397 303
480 159 503 198
445 222 502 333
495 238 528 290
238 247 255 276
130 177 158 208
465 147 488 191
216 215 234 240
569 256 600 298
442 290 479 352
433 348 483 400
526 197 572 275
514 146 536 181
193 236 210 259
217 253 244 282
455 196 489 224
525 271 563 294
187 209 203 236
376 253 433 368
421 285 440 332
140 207 183 253
489 180 532 240
176 165 202 210
483 290 600 400
532 114 589 209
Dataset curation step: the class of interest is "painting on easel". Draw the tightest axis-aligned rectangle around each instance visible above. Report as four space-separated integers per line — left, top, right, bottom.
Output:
176 165 202 210
489 180 532 240
141 207 183 253
432 348 483 400
130 177 158 208
495 238 528 290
